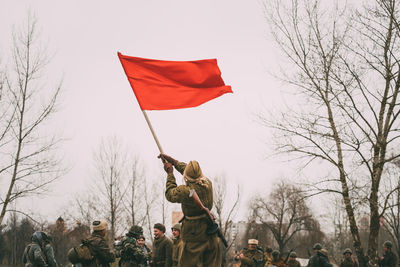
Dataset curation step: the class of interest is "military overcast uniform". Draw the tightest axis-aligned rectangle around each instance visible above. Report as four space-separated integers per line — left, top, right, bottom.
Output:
82 232 115 267
23 232 48 267
235 247 264 267
164 159 221 267
152 234 173 267
115 235 147 267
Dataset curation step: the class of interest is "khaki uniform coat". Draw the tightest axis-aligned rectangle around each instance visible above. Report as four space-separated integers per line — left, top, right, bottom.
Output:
165 161 222 267
82 232 115 267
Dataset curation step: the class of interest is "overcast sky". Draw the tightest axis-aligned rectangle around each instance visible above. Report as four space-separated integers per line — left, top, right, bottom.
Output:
0 0 301 224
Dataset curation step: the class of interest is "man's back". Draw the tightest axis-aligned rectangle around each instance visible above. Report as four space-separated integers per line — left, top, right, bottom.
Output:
82 232 115 267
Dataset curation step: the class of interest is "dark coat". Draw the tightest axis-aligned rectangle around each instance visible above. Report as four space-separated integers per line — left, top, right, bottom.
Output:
378 251 398 267
22 242 47 267
152 235 173 267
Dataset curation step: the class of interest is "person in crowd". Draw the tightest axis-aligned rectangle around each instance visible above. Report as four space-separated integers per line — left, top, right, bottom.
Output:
82 220 115 267
115 225 147 267
22 231 48 267
264 247 273 266
171 224 182 267
378 241 398 267
160 154 222 266
340 248 358 267
152 223 173 267
42 232 58 267
287 252 301 267
271 250 285 267
307 243 331 267
137 235 151 267
234 239 265 267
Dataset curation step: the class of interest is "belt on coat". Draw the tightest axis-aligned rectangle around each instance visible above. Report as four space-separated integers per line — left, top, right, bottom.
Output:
184 214 207 220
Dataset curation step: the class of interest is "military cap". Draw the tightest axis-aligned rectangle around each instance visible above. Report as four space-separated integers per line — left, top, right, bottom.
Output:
290 252 297 257
92 220 107 231
248 239 259 245
183 161 204 180
384 241 393 248
266 247 273 253
343 248 352 255
128 225 143 236
154 223 166 233
171 223 181 232
313 243 323 250
272 250 280 257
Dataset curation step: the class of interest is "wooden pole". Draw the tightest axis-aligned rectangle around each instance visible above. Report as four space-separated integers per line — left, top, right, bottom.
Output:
141 110 164 154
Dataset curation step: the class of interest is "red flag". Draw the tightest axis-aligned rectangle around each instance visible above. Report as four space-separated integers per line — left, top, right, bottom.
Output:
118 52 232 110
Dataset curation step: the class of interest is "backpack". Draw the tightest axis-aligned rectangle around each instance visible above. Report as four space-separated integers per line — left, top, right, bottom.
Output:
67 240 94 264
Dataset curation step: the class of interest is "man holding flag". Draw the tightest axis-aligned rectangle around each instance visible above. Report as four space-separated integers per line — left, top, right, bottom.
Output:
118 52 231 266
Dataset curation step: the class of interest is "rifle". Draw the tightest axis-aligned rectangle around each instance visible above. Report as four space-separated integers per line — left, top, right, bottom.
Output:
284 248 294 264
189 189 228 247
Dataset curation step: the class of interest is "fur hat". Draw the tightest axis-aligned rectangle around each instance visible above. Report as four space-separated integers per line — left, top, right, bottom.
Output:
92 220 107 231
154 223 166 233
248 239 259 245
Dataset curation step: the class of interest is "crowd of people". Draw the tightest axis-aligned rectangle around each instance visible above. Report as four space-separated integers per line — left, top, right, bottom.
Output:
233 240 398 267
20 154 400 267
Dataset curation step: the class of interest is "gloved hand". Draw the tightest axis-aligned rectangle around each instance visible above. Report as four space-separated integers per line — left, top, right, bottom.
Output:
163 162 173 174
158 154 178 165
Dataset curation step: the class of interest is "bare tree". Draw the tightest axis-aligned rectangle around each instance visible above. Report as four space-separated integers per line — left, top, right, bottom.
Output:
92 137 128 240
250 181 314 253
123 156 145 227
380 161 400 259
0 13 63 226
212 174 240 262
263 0 400 264
213 175 240 237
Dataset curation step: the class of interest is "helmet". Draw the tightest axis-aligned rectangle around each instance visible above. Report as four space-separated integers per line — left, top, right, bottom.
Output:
171 223 181 232
128 225 143 237
272 250 280 257
290 252 297 258
384 241 393 249
343 248 352 255
31 231 43 244
343 248 353 255
313 243 322 250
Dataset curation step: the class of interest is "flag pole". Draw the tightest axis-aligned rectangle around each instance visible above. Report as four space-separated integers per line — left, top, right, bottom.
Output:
141 110 164 154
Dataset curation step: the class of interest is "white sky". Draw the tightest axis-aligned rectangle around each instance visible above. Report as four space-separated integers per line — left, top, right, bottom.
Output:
0 0 300 223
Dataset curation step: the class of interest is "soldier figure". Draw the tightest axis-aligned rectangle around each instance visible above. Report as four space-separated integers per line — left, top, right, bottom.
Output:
234 239 264 267
171 224 182 267
42 232 58 267
271 250 285 267
287 252 301 267
115 225 148 267
340 248 358 267
307 243 331 267
22 231 48 267
137 236 151 267
378 241 398 267
82 220 115 267
264 248 272 267
160 154 222 267
152 223 173 267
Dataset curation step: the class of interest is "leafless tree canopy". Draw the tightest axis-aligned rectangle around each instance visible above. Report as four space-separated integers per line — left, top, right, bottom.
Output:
0 13 64 226
250 181 315 253
263 0 400 264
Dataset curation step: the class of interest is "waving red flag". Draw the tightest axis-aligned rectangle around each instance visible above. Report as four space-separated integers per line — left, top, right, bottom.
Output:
118 52 232 110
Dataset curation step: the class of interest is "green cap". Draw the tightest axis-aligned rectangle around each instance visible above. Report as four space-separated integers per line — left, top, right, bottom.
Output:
313 243 322 250
290 252 297 257
384 241 393 248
